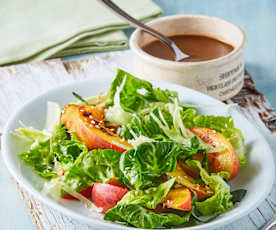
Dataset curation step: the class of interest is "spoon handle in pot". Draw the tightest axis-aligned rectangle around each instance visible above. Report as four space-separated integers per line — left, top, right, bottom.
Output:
261 215 276 230
97 0 189 61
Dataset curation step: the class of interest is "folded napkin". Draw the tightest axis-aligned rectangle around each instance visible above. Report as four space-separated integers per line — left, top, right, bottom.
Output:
53 30 128 57
0 0 162 65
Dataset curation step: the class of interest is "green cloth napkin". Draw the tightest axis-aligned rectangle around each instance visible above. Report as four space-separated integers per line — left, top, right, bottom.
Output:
0 0 162 65
53 30 128 57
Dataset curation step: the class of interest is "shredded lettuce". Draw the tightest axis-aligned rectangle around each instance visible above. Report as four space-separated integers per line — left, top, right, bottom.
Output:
149 101 214 152
186 160 233 216
121 101 217 153
105 75 133 125
13 102 61 145
127 133 156 148
122 101 246 166
44 101 61 135
14 126 48 143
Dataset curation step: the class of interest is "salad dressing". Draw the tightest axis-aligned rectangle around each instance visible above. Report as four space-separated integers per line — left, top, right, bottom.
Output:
142 35 234 62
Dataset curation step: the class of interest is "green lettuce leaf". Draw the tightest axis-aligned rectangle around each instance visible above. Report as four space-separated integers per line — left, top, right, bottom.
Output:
186 160 233 216
191 114 234 131
120 141 184 190
14 102 61 144
119 178 175 209
104 204 187 229
17 125 68 180
19 139 56 179
18 125 88 180
64 149 121 192
72 149 121 182
106 69 177 113
104 179 189 229
50 125 88 164
63 163 93 193
222 128 247 166
105 69 177 125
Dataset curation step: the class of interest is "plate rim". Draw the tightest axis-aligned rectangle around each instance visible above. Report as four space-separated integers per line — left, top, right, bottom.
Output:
1 77 275 230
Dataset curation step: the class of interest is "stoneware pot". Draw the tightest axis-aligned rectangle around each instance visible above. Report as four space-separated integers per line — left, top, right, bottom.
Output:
130 14 247 101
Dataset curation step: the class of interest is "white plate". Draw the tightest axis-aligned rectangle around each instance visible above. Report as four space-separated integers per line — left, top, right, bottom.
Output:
1 76 275 230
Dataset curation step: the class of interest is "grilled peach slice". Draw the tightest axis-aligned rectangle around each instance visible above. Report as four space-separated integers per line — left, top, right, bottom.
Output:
167 164 213 200
164 187 192 211
189 127 240 180
61 105 132 152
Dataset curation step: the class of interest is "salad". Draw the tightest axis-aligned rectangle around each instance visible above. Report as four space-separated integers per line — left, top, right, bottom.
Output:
14 69 247 229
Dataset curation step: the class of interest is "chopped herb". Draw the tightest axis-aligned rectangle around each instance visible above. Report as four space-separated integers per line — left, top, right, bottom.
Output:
72 92 88 105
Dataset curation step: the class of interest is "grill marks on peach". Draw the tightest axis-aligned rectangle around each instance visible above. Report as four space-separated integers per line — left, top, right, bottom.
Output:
79 106 117 137
167 163 214 200
189 127 240 180
61 104 132 152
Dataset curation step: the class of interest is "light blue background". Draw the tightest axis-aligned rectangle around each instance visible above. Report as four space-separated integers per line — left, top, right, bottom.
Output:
1 0 275 229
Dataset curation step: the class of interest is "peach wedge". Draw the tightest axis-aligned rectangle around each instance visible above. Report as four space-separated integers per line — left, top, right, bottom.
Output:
164 187 192 211
61 105 132 153
189 127 240 180
167 163 214 200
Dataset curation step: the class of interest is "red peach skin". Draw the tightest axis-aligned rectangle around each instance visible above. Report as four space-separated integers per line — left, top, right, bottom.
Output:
92 183 129 213
61 186 92 200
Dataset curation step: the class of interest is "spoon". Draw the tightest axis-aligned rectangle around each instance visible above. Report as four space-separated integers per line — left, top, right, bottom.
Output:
261 215 276 230
97 0 190 61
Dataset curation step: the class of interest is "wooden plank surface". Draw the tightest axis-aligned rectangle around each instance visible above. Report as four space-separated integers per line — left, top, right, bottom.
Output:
1 50 276 230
